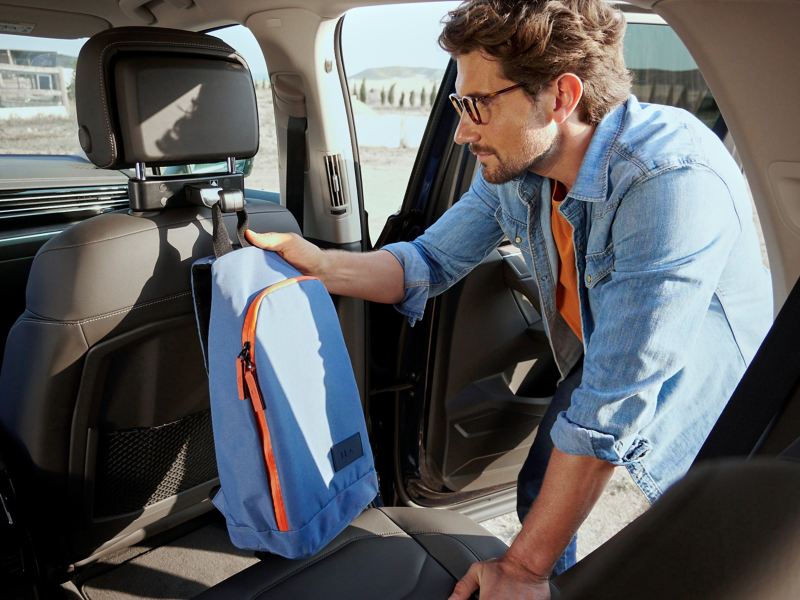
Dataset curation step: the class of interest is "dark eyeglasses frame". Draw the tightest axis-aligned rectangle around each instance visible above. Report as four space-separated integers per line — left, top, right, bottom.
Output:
449 82 526 125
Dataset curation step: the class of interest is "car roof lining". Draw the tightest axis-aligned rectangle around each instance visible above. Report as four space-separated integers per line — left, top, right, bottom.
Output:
0 0 438 38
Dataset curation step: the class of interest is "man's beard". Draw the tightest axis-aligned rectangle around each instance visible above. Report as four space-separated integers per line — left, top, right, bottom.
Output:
473 131 560 184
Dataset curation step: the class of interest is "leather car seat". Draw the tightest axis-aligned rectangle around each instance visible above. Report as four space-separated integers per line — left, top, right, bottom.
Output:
197 507 509 599
0 26 298 567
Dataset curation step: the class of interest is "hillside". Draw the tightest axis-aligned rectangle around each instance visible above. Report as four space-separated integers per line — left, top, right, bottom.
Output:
350 66 444 81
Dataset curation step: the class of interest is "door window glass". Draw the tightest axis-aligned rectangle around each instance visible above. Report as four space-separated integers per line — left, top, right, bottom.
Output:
341 2 459 241
624 22 720 128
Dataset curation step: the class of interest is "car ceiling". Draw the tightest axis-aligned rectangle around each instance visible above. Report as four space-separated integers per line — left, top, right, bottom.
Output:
0 0 434 37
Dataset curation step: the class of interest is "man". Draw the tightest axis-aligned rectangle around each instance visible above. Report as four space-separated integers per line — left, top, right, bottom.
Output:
247 0 772 597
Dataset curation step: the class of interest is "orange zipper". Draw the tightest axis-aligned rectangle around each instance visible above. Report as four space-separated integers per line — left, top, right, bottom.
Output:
236 275 317 532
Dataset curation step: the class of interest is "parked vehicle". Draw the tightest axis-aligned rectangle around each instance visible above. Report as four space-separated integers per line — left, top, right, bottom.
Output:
0 0 798 598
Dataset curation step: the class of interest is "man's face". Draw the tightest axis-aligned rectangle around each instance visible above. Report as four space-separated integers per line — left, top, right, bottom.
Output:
453 52 559 184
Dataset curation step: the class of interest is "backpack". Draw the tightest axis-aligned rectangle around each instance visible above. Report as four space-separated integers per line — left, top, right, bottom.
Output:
191 204 379 559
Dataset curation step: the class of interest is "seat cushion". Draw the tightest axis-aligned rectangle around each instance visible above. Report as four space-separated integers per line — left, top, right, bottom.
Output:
196 507 508 599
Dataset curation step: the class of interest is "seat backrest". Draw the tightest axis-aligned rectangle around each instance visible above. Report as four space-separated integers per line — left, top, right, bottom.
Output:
0 26 299 567
554 459 800 599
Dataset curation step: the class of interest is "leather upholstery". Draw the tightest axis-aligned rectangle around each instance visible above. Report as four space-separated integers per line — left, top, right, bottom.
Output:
196 507 508 599
75 27 258 169
0 203 300 563
554 460 800 599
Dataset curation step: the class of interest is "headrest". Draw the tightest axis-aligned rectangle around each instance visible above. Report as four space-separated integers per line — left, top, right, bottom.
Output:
76 27 259 170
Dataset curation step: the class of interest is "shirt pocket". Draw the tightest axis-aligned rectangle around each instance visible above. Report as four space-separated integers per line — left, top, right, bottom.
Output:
495 205 527 248
584 243 614 289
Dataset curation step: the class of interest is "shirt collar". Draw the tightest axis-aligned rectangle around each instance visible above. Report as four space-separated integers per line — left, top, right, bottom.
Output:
568 96 632 203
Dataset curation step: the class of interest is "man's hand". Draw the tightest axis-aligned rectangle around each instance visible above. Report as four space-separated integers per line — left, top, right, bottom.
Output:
245 230 327 276
449 556 550 600
245 229 405 303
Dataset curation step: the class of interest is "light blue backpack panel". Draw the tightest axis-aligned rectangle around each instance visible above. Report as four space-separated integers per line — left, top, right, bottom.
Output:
194 246 378 559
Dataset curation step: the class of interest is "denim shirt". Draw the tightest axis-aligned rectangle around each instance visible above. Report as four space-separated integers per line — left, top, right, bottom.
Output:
383 97 772 502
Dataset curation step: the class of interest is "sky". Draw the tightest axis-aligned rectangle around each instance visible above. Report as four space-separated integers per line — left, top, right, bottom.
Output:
340 1 457 75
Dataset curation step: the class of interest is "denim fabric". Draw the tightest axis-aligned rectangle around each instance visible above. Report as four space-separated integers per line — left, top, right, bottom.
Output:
383 97 772 501
517 363 583 575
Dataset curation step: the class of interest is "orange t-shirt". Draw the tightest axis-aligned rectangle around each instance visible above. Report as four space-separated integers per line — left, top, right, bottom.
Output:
550 180 583 342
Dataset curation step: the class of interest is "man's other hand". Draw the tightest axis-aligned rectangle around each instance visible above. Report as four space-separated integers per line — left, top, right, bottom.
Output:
448 556 550 600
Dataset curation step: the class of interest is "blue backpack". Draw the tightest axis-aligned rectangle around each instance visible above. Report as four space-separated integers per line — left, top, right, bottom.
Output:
192 205 379 559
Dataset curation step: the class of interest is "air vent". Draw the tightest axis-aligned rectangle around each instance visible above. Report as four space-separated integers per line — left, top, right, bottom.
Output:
0 185 128 230
323 154 348 216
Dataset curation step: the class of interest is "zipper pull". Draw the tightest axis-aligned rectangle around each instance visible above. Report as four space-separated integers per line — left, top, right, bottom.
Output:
236 341 251 400
238 341 252 364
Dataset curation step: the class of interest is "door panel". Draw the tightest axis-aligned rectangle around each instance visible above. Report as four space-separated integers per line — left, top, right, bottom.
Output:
369 59 561 504
425 246 559 493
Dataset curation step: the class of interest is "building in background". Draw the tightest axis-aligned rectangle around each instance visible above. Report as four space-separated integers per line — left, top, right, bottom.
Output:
0 49 74 120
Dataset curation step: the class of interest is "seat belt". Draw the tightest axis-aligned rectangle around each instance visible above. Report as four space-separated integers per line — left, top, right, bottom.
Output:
693 276 800 465
286 116 307 232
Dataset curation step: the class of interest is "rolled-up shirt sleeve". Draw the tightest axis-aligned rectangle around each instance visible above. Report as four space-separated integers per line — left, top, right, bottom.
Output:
550 166 742 465
382 170 505 326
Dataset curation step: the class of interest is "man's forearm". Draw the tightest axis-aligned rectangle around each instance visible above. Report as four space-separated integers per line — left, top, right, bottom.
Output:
506 448 615 577
320 249 405 304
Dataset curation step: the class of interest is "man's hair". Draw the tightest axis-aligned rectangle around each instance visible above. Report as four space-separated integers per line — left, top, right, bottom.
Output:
439 0 632 125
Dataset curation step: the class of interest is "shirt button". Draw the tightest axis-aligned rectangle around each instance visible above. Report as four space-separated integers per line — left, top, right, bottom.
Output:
514 236 522 244
586 274 593 284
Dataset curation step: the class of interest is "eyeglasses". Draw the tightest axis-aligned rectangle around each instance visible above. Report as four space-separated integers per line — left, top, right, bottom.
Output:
449 82 525 125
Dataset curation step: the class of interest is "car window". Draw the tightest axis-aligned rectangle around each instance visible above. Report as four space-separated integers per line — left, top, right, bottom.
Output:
341 2 459 242
0 35 84 157
624 21 720 128
624 19 768 268
0 25 277 193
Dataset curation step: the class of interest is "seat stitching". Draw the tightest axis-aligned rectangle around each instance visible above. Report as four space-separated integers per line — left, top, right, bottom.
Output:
12 318 90 351
34 205 286 257
25 291 191 324
77 321 89 349
94 38 235 168
248 530 406 598
376 509 486 581
412 530 494 560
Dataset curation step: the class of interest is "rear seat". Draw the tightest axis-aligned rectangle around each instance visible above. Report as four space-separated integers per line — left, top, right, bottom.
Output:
198 507 507 599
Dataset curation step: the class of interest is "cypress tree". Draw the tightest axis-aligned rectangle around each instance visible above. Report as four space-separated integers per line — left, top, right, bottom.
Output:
388 83 396 105
380 88 386 105
399 91 405 107
409 90 416 107
421 87 427 107
359 79 367 103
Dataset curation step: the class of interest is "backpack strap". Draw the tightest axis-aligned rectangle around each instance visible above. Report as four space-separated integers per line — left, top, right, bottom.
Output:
212 202 250 258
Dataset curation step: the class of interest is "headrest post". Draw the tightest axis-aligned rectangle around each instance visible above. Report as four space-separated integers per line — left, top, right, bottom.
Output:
135 162 147 181
227 157 236 175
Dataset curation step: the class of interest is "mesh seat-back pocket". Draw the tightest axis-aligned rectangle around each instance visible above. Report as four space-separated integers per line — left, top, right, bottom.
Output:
93 409 218 518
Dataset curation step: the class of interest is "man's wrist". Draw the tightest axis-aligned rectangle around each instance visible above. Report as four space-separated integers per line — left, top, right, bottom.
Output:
315 248 339 289
503 543 552 583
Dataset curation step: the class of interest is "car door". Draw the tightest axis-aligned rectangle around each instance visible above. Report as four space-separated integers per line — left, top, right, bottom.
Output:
359 7 738 514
